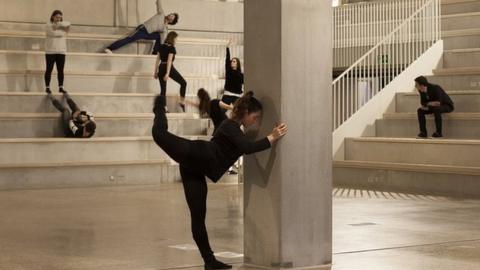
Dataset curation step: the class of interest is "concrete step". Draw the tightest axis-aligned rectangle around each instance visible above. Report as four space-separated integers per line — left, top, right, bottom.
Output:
0 92 218 115
0 22 244 44
0 28 244 57
442 12 480 31
395 90 480 112
0 70 225 94
345 137 480 167
0 136 208 164
0 113 209 138
442 28 480 50
428 68 480 90
0 50 222 77
442 0 480 15
443 48 480 68
0 160 180 190
334 160 480 197
0 92 209 114
375 113 480 139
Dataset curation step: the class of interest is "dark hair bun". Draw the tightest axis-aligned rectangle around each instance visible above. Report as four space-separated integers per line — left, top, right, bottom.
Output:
245 91 254 98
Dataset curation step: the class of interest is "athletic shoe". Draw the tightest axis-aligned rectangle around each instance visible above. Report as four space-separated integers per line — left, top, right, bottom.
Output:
59 88 67 94
45 88 52 94
104 48 113 54
417 132 428 139
432 132 443 138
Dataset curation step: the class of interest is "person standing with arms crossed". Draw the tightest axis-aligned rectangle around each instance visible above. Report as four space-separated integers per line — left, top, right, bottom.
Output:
45 10 70 94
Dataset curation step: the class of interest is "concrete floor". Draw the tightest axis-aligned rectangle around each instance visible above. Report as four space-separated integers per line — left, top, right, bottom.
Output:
1 183 480 270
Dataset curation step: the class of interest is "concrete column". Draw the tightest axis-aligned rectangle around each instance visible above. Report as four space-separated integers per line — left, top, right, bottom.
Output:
243 0 332 269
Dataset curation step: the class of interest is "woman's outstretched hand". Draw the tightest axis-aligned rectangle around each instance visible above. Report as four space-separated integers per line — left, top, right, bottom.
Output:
267 123 288 144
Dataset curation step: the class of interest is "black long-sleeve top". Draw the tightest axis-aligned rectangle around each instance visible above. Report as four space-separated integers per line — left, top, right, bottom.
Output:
206 119 270 182
420 83 454 109
224 47 244 94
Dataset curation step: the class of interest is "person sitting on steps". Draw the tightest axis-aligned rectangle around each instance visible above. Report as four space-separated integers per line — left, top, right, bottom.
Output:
415 76 454 139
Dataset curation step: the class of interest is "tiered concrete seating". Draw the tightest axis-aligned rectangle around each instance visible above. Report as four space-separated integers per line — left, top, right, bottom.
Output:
334 0 480 198
0 21 241 189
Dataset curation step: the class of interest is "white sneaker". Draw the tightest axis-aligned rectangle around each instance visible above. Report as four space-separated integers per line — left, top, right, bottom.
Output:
104 48 113 54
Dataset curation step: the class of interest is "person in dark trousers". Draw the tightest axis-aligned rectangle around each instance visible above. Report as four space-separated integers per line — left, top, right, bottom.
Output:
221 40 244 106
154 31 187 112
48 92 96 138
186 88 233 132
104 0 178 54
45 10 70 94
151 92 287 270
415 76 454 138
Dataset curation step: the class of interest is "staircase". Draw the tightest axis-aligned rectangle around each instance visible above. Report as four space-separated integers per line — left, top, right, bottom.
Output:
0 22 239 189
333 0 480 198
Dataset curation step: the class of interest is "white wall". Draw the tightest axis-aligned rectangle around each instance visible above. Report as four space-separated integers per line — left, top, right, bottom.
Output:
333 40 443 160
0 0 243 32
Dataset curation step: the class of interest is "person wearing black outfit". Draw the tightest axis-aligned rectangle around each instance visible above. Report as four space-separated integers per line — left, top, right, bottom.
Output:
221 41 244 106
154 31 187 112
415 76 454 138
48 92 96 138
186 88 233 132
151 92 287 270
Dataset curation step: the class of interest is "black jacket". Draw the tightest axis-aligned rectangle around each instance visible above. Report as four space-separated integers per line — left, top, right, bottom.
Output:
207 119 270 181
420 83 454 109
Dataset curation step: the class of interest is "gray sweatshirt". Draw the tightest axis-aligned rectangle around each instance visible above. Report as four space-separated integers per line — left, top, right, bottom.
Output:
45 21 70 54
143 0 167 34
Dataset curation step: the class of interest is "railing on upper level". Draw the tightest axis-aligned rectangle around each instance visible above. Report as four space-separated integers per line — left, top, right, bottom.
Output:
332 0 440 130
333 0 434 68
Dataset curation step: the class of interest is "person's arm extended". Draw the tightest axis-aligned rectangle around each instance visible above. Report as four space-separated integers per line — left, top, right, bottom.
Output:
225 46 231 72
163 53 174 81
156 0 164 15
219 100 233 110
154 52 160 79
226 122 287 154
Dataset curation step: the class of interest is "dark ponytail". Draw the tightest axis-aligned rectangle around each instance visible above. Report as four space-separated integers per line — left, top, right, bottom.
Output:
50 10 63 22
197 88 211 116
231 91 263 121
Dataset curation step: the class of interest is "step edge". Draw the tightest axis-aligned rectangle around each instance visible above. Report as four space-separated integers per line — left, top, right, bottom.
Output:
334 160 480 176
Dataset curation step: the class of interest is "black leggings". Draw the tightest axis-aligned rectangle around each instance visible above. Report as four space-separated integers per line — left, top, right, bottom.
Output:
158 64 187 97
151 96 215 262
45 54 65 88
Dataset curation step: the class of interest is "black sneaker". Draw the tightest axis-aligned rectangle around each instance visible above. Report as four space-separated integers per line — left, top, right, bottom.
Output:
45 88 52 94
432 132 443 138
59 88 67 94
417 132 428 139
